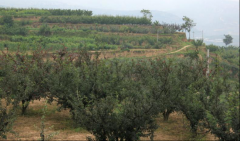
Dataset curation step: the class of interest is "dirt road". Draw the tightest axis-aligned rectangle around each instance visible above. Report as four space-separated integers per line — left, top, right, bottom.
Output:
168 45 192 54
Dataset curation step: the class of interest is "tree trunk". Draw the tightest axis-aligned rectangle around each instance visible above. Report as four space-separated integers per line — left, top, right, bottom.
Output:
189 31 191 41
21 100 29 115
163 109 173 121
190 121 198 136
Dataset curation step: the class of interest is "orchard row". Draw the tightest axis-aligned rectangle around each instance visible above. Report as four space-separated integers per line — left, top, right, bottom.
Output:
0 49 239 140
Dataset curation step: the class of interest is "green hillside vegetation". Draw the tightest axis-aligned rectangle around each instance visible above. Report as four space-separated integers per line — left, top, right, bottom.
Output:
0 13 184 51
0 8 93 16
0 8 239 140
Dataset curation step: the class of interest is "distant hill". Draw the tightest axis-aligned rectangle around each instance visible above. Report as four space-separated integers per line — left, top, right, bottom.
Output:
167 0 239 46
0 0 238 46
92 8 239 46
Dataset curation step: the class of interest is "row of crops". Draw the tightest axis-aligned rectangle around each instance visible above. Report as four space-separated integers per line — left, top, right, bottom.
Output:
0 33 175 51
0 14 185 51
0 8 93 16
0 49 239 140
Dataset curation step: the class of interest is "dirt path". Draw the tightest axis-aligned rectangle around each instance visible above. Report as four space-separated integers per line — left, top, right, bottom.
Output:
168 45 192 54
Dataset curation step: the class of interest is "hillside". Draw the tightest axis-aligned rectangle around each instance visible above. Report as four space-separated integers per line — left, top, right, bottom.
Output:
0 8 189 55
0 8 239 141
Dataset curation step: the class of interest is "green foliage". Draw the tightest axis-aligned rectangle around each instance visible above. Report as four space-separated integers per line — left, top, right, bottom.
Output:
182 16 196 40
0 8 92 16
0 16 28 36
192 39 203 51
0 15 14 26
223 34 233 46
206 44 219 52
140 9 153 22
47 52 161 140
0 36 238 140
174 58 207 134
184 51 199 60
0 7 239 141
158 37 173 44
153 20 160 26
38 24 51 36
0 25 28 36
121 42 133 50
218 46 239 81
202 75 239 140
0 102 17 139
136 58 178 121
17 20 32 26
153 42 165 49
39 15 151 25
0 49 51 114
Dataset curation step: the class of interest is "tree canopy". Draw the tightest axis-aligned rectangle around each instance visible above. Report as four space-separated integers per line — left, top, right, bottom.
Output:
140 9 153 21
223 34 233 46
182 16 196 40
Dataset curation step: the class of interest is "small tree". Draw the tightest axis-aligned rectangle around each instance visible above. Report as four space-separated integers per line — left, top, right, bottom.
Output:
38 24 51 36
223 34 233 46
153 20 160 26
140 9 153 21
175 58 207 135
0 50 50 115
34 101 59 141
136 58 177 121
182 16 196 40
192 39 203 52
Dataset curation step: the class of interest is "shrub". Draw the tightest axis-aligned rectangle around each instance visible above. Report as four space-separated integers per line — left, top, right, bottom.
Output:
38 24 51 36
121 42 133 50
206 44 219 52
0 15 14 26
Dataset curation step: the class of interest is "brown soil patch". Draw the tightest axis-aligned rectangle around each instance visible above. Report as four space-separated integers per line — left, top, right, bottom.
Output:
1 48 167 60
6 99 93 140
97 49 167 59
13 17 40 21
4 99 216 140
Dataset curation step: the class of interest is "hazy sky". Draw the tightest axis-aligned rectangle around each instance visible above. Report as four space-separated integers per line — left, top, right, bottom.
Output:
1 0 239 11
